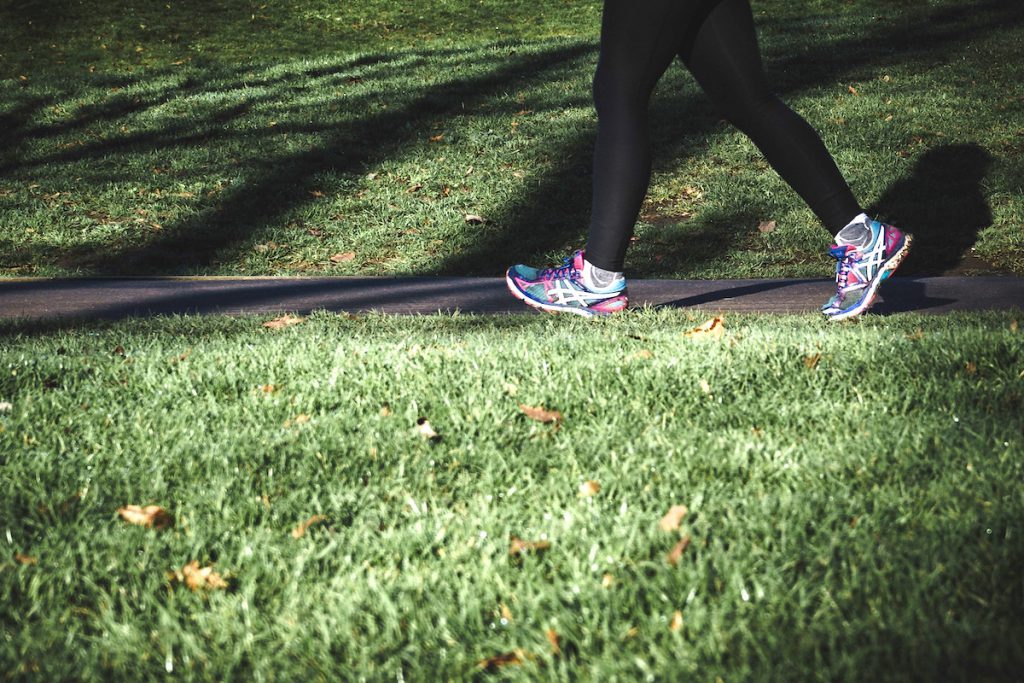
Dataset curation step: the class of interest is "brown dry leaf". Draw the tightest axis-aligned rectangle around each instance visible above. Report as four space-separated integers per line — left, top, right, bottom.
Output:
500 603 513 622
670 610 684 631
666 535 692 566
112 345 126 356
546 628 561 655
464 213 486 225
258 384 278 394
659 504 689 532
416 417 440 440
965 362 978 375
579 480 601 497
477 650 525 671
173 561 228 591
14 552 37 566
519 404 562 424
117 504 174 530
309 189 325 198
330 251 356 264
1010 320 1018 333
848 85 860 96
509 535 551 557
379 404 392 417
291 514 328 539
429 133 445 143
685 317 725 340
803 353 822 369
757 220 776 234
263 314 304 330
633 349 654 360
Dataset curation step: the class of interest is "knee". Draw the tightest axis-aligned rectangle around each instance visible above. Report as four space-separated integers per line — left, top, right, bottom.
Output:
709 84 780 131
593 64 650 121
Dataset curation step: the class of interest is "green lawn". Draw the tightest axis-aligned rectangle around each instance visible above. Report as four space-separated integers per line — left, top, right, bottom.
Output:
1 311 1023 680
3 1 1024 680
1 0 1022 278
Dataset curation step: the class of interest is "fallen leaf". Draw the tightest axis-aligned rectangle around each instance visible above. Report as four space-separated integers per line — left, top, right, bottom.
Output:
407 183 423 193
477 651 525 671
284 414 311 428
1010 320 1018 333
464 213 486 225
848 85 860 96
173 561 228 591
546 628 561 655
509 535 551 557
291 514 328 539
117 504 173 530
330 251 356 264
633 349 653 360
602 573 615 588
14 553 37 566
684 317 725 340
429 133 444 142
670 610 684 631
803 353 822 369
698 378 712 395
659 504 689 532
666 535 692 566
309 190 325 198
757 220 776 233
500 603 513 622
579 480 601 497
258 384 278 394
379 404 392 417
965 362 977 375
111 345 126 356
0 401 11 412
519 404 562 424
263 314 304 330
416 417 440 440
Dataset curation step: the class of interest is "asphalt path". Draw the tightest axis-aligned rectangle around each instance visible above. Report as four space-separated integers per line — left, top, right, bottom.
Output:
0 276 1020 320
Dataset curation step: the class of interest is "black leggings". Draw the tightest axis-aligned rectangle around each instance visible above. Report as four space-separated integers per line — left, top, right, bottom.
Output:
586 0 862 271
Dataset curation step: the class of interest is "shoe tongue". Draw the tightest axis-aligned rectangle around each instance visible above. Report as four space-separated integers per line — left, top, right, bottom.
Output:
572 250 586 271
835 220 873 248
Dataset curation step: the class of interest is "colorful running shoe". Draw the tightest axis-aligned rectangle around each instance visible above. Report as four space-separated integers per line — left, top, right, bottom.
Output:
506 250 628 317
822 217 912 321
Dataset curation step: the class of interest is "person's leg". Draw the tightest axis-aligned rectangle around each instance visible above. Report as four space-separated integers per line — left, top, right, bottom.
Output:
682 0 863 234
585 0 722 273
683 0 911 320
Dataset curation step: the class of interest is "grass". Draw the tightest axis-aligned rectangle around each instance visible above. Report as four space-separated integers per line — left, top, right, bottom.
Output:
1 310 1023 680
1 0 1022 278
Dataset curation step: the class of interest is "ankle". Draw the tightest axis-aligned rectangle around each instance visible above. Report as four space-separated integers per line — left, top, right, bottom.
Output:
582 258 625 291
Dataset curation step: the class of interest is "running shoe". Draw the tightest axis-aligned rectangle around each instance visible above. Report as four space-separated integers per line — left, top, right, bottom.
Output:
506 250 628 317
822 218 912 321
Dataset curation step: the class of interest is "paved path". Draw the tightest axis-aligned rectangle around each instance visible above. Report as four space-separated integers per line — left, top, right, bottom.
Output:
0 276 1020 320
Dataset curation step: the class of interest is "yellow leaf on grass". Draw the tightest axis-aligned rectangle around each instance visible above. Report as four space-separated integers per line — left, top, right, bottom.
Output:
117 504 174 530
330 251 356 264
659 504 689 532
547 628 561 655
478 650 526 671
291 514 328 539
509 535 551 557
172 561 228 591
519 404 562 424
14 552 37 566
670 610 684 631
579 480 601 497
757 220 776 233
666 535 692 566
602 573 615 588
685 317 724 340
803 353 822 369
263 314 304 330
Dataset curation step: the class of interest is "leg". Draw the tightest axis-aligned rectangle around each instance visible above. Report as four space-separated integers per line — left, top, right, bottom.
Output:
682 0 863 233
585 0 722 272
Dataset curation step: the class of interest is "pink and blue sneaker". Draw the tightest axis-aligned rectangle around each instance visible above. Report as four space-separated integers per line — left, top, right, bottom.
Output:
822 217 912 321
506 250 628 317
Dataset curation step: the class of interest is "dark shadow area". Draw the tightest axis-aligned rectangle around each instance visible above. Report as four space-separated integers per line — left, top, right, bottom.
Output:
868 143 997 276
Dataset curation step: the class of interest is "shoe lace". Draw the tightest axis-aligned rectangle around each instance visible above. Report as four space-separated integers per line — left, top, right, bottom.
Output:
830 246 855 293
542 256 580 282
